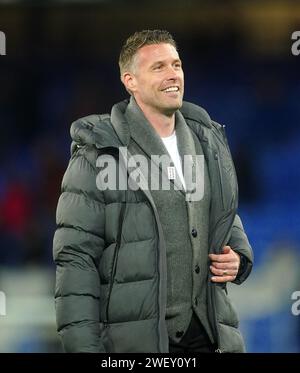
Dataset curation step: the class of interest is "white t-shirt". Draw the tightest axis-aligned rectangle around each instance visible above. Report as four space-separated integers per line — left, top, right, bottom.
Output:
161 131 186 190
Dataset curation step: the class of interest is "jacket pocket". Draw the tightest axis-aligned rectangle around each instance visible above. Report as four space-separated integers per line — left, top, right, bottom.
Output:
218 323 246 353
214 285 239 328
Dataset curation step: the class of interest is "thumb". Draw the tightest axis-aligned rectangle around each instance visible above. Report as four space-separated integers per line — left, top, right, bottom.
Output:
222 246 231 254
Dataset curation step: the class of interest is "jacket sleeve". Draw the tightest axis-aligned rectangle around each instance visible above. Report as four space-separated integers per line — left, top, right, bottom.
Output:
53 147 106 352
228 214 254 285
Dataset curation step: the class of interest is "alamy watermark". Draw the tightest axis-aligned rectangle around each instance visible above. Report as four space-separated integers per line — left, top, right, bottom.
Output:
291 291 300 316
95 148 205 202
0 31 6 55
291 31 300 56
0 291 6 316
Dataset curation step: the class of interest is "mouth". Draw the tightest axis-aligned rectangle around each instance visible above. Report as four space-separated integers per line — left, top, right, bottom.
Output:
161 86 180 94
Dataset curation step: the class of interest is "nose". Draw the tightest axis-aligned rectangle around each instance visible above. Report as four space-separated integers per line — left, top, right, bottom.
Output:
165 65 181 81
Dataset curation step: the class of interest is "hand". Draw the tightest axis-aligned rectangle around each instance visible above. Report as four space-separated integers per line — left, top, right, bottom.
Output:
209 246 240 283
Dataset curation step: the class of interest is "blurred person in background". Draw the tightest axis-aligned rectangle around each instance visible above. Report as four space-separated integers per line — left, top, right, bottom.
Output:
53 29 253 353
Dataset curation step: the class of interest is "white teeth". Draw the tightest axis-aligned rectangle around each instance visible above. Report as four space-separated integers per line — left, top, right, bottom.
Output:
163 86 179 92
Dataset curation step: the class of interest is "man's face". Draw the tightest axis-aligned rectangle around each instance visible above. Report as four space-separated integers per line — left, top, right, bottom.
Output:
125 43 184 115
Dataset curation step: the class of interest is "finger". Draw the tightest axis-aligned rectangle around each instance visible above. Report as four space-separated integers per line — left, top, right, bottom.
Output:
210 266 238 277
211 262 239 270
209 246 231 260
209 253 232 262
211 275 236 283
222 246 231 254
209 251 239 263
232 250 241 264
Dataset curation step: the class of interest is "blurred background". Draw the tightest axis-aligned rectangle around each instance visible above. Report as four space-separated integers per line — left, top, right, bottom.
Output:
0 0 300 353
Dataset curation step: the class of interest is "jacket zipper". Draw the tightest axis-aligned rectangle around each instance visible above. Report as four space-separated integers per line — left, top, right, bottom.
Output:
215 124 233 212
126 149 168 353
221 124 239 196
104 202 126 325
221 125 230 152
215 152 225 211
110 146 169 351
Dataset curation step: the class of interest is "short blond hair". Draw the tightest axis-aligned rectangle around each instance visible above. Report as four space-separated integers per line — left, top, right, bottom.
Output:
119 29 177 77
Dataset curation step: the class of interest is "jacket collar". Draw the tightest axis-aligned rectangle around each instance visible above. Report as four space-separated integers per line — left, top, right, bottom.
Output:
70 98 212 166
110 99 131 146
124 96 171 161
180 101 212 129
110 97 212 147
175 109 198 161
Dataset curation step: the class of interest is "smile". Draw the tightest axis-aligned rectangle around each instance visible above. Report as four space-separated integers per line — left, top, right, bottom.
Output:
162 86 179 93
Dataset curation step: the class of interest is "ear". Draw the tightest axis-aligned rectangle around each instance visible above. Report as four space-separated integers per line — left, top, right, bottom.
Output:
122 72 137 93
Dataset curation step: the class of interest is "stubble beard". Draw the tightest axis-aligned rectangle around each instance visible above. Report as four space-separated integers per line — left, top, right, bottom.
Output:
159 97 183 117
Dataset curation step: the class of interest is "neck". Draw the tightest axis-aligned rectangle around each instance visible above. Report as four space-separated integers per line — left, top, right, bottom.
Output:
134 98 175 137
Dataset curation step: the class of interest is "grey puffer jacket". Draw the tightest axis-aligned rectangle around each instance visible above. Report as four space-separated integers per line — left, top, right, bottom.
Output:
53 99 253 353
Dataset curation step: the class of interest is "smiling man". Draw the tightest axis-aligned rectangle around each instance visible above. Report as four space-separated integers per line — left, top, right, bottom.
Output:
53 30 253 353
